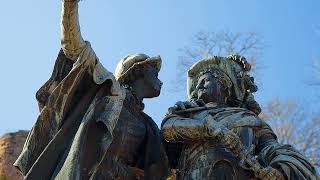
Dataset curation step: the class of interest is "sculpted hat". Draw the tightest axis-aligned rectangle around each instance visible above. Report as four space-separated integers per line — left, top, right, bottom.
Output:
115 53 162 83
187 54 257 104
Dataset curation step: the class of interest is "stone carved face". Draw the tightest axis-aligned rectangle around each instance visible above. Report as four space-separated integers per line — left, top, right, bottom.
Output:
196 72 227 104
140 65 162 98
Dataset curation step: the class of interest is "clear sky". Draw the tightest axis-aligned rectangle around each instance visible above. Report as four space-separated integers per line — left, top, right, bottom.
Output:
0 0 319 135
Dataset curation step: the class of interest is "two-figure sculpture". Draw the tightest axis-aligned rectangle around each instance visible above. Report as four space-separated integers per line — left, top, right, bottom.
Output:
13 0 319 179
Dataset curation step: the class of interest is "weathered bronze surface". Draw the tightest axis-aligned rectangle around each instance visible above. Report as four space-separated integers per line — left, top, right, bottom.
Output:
13 0 167 179
161 55 319 180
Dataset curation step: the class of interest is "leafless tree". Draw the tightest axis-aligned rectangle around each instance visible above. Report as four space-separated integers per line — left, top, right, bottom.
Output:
310 59 320 86
174 30 265 91
310 25 320 93
260 98 320 168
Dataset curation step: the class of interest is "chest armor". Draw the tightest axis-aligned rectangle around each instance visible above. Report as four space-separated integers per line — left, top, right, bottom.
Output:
178 109 257 180
106 105 146 166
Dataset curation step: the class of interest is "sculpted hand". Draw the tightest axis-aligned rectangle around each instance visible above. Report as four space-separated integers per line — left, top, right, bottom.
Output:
167 99 207 115
257 167 284 180
221 131 241 153
63 0 80 2
167 101 199 114
204 115 241 153
130 167 144 180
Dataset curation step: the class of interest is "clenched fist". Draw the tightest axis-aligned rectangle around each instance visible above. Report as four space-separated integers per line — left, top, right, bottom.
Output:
257 167 284 180
130 167 144 180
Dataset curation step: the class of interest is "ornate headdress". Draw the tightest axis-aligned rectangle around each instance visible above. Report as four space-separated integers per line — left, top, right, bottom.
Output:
187 54 261 114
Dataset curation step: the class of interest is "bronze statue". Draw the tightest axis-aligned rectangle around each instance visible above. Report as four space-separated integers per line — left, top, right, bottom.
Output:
14 0 167 179
161 55 319 180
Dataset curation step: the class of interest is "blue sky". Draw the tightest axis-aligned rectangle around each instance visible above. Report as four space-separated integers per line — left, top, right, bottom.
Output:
0 0 319 135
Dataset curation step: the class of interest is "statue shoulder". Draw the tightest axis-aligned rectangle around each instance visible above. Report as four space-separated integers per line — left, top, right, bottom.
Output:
213 107 265 128
142 112 160 132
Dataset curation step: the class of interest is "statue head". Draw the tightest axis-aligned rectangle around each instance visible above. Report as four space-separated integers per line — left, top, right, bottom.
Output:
188 55 261 114
115 54 162 98
196 70 230 105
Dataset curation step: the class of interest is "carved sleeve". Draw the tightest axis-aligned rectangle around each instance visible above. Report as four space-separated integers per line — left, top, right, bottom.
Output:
255 123 319 179
161 115 205 143
61 0 86 61
92 155 135 179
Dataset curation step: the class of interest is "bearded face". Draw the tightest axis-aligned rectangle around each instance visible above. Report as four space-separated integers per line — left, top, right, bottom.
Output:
196 72 228 104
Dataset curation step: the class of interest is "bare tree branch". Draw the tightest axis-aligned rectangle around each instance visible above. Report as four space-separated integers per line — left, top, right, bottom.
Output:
260 98 320 168
173 30 266 92
309 59 320 86
308 25 320 90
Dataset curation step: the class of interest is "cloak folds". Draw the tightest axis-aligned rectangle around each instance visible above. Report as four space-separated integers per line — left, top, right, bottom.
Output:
162 107 319 180
14 42 164 179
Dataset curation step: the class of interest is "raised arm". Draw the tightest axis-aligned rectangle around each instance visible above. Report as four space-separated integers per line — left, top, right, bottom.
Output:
61 0 86 61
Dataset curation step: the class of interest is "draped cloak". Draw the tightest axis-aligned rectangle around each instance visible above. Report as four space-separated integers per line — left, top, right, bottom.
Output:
14 42 166 179
162 107 319 180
